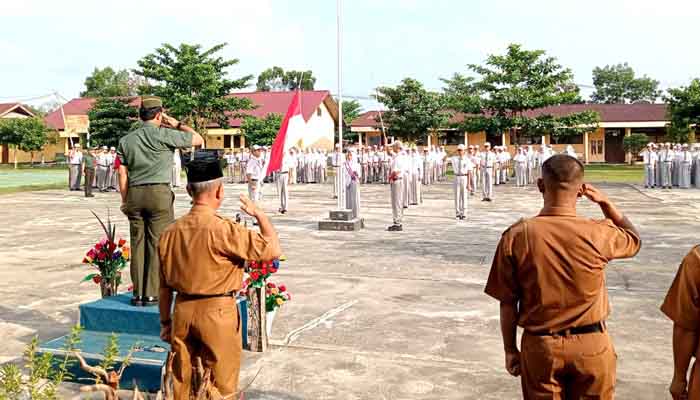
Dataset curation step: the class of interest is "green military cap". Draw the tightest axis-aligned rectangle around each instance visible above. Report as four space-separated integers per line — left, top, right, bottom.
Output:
140 96 163 109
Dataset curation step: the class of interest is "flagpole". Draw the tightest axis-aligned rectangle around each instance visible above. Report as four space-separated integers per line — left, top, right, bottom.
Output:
336 0 344 210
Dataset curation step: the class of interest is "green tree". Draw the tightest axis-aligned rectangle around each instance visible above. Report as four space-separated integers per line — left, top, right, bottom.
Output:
665 79 700 143
447 43 599 144
338 100 363 143
623 133 649 163
0 117 51 167
375 78 450 142
256 66 316 91
134 43 254 146
591 63 661 104
87 97 139 148
241 113 283 146
81 67 138 98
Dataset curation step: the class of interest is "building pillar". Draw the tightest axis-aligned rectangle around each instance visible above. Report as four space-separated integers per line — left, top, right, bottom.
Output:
541 135 546 145
584 131 590 164
240 135 246 149
358 132 363 147
625 127 632 164
464 132 468 146
501 133 507 147
427 134 431 148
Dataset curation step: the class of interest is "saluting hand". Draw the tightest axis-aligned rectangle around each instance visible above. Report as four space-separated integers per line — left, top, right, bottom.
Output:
582 183 610 205
239 194 259 218
505 350 521 377
161 112 180 129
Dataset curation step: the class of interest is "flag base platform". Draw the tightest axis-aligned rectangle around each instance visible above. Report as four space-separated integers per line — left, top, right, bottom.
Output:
38 293 247 392
318 209 364 231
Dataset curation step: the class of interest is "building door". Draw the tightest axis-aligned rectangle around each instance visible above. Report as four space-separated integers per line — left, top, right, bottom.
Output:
604 129 625 163
1 145 8 164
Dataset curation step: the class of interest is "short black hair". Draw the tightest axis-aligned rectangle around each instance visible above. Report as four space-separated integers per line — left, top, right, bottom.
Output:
542 154 584 184
139 106 162 121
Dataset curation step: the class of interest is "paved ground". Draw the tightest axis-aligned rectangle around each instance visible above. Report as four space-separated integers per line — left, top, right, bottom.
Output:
1 177 699 399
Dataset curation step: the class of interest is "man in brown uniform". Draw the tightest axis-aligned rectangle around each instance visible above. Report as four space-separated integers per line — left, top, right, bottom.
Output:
661 246 700 400
158 154 281 400
485 154 641 399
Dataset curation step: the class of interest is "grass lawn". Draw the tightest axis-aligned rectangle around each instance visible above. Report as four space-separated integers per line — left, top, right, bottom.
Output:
0 167 67 194
583 164 643 184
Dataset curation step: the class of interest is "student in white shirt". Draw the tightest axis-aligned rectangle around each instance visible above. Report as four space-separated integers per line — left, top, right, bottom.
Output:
451 144 474 219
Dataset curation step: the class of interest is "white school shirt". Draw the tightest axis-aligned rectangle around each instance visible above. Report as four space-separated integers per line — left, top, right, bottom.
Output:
246 156 264 180
481 151 497 168
683 151 693 163
451 156 474 176
342 160 360 186
69 151 83 165
514 153 528 163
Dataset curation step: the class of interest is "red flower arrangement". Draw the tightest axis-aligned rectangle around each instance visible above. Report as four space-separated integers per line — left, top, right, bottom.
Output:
81 210 129 298
265 282 291 312
243 259 281 289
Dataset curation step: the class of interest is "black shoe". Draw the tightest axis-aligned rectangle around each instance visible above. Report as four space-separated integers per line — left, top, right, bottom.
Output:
85 194 95 198
482 198 488 202
130 296 143 306
394 225 403 231
486 198 493 202
142 296 158 306
459 215 466 220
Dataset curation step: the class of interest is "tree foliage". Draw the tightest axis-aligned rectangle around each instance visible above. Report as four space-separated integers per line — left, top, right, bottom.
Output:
665 78 700 143
134 43 254 143
87 97 139 148
623 133 649 155
375 78 450 142
81 67 139 98
256 66 316 91
339 99 363 142
241 113 283 146
445 43 598 143
591 63 661 104
0 117 52 166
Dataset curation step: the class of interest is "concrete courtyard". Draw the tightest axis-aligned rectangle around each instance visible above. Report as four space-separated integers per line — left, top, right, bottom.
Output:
0 177 698 399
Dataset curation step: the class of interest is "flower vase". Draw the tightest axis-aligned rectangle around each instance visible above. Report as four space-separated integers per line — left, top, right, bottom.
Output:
100 279 118 298
266 308 277 337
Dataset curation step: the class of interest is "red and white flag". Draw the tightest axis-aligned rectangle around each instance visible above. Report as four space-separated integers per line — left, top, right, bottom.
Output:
266 91 306 175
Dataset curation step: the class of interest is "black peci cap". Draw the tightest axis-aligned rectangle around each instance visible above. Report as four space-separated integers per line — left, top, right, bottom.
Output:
182 151 224 183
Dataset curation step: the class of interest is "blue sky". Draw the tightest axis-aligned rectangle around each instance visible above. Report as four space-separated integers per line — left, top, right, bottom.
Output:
1 0 699 110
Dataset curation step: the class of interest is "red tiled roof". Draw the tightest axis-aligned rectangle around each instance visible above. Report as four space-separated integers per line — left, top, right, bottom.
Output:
0 103 35 118
44 91 334 130
222 90 333 127
44 97 141 130
352 103 670 128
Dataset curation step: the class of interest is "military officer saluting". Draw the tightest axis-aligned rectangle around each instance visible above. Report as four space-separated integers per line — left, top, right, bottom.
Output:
485 154 641 399
159 154 281 400
117 96 204 306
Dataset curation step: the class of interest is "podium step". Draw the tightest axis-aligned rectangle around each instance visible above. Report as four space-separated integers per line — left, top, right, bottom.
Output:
38 330 167 391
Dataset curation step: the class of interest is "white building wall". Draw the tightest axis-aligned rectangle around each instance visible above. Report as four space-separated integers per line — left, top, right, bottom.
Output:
301 102 335 150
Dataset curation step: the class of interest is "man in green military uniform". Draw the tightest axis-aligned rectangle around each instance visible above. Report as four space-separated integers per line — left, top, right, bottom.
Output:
117 96 204 306
83 146 97 198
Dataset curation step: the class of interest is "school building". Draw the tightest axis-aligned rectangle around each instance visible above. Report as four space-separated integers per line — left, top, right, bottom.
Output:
350 103 676 163
39 90 339 163
0 103 65 164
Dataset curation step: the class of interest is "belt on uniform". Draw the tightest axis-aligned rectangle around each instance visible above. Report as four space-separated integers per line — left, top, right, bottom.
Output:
455 174 468 176
527 321 605 337
130 183 170 187
177 291 235 301
278 171 288 174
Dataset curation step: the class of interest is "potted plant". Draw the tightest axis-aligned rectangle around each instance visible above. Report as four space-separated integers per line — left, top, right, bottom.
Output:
265 282 291 336
81 211 130 298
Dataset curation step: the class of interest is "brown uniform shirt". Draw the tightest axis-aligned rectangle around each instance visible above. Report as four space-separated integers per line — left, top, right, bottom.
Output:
159 205 280 295
485 206 641 333
661 246 700 331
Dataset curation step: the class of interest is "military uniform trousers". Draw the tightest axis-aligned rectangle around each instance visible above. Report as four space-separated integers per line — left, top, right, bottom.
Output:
482 167 494 200
277 172 289 212
97 165 110 191
643 164 655 188
520 330 616 400
172 296 242 400
454 175 468 217
125 184 174 299
69 164 82 190
661 162 673 188
84 168 95 197
390 179 404 225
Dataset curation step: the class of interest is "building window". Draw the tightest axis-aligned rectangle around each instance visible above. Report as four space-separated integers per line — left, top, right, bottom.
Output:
551 134 583 145
316 107 322 117
440 131 463 145
591 140 603 155
224 135 233 148
510 134 543 145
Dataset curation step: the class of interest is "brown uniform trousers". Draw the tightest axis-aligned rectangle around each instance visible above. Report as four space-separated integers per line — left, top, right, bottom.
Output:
521 331 616 399
171 296 241 400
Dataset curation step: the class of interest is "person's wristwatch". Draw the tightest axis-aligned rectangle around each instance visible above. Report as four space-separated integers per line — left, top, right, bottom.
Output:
160 319 172 326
